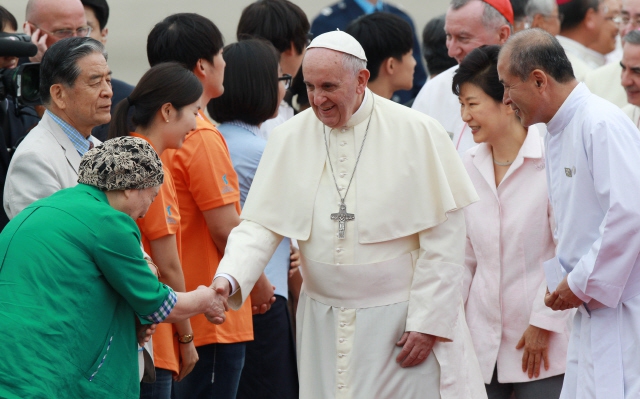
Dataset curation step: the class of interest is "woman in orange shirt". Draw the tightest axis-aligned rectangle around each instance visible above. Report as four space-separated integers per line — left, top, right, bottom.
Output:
109 62 203 399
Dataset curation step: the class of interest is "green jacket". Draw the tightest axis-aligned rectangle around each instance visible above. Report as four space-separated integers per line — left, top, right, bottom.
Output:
0 184 174 398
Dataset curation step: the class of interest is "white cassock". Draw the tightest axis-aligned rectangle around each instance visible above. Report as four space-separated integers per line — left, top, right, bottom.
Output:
258 100 295 139
622 103 640 127
217 89 487 399
412 65 477 155
584 63 628 109
544 83 640 399
556 36 606 82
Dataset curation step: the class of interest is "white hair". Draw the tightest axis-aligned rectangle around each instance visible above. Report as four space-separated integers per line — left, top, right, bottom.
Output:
342 53 367 76
450 0 512 31
525 0 556 17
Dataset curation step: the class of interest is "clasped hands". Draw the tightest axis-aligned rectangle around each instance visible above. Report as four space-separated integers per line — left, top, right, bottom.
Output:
544 276 582 311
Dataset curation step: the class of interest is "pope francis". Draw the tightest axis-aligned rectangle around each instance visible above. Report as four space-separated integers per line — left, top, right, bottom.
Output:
213 31 486 399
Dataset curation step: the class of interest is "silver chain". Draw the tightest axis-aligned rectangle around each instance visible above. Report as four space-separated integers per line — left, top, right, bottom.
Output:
323 96 375 204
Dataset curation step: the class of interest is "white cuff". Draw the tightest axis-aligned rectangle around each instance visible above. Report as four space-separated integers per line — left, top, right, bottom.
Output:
214 273 240 295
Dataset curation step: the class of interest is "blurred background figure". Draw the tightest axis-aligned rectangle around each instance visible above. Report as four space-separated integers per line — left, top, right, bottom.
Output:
208 39 299 399
453 45 570 399
81 0 134 141
345 13 416 101
310 0 427 103
23 0 89 62
523 0 563 35
236 0 310 138
621 30 640 123
556 0 609 81
585 0 635 108
588 0 622 60
0 6 19 69
511 0 529 31
421 14 457 80
108 62 203 399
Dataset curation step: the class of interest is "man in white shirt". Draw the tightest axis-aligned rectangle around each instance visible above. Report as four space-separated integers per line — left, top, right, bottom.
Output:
556 0 609 80
498 28 640 399
412 0 512 154
585 0 639 108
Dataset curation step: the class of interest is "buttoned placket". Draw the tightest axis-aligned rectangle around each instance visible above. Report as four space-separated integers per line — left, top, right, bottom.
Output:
328 125 358 398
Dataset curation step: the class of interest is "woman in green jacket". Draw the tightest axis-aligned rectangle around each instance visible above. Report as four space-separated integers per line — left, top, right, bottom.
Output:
0 137 226 399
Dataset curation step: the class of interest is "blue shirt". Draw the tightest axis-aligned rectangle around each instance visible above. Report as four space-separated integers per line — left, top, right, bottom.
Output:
219 121 291 299
353 0 383 14
47 110 94 156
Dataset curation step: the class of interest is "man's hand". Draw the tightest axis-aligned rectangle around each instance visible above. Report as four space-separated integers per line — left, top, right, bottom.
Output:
289 246 301 278
250 274 276 315
23 23 48 63
199 285 227 324
545 277 582 311
516 325 551 379
175 341 199 382
395 331 436 368
136 319 157 347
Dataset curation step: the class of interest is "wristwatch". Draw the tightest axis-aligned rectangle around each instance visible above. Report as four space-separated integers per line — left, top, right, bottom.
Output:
177 334 194 344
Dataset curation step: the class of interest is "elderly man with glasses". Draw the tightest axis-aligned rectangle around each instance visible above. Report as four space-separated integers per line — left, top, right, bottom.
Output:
23 0 92 62
585 0 639 108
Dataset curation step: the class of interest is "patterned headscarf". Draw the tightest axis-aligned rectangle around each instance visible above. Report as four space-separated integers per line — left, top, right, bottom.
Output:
78 136 164 191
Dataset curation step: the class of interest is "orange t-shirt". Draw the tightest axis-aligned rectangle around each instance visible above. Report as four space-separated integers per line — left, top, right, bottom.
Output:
132 132 181 375
161 112 253 347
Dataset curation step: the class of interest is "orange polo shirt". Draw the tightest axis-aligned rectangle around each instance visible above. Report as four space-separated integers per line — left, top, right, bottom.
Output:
131 133 181 375
161 111 253 347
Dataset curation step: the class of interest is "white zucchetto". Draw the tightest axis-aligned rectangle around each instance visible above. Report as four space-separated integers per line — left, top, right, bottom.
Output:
307 30 367 62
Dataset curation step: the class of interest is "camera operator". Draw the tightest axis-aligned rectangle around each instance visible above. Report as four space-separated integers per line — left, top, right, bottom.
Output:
0 6 40 229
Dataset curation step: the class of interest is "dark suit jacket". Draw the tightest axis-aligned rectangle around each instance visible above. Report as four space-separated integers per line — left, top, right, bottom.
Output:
310 0 427 104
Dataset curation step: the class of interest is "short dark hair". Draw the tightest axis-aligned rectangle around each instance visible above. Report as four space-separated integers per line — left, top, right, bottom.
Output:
422 14 457 76
510 0 529 22
81 0 109 30
237 0 310 55
147 13 224 70
0 6 18 31
207 39 279 126
624 30 640 45
452 45 503 102
502 28 575 83
109 62 203 139
559 0 599 30
39 37 107 105
344 13 413 82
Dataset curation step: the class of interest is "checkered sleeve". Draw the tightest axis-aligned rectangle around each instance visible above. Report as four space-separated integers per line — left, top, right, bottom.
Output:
140 288 178 323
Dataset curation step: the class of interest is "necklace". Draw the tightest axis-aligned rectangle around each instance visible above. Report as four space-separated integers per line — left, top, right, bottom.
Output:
493 158 514 166
324 96 375 239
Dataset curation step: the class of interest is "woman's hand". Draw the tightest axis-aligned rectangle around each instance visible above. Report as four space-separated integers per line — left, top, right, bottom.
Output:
175 341 199 382
516 325 551 379
250 274 276 315
136 320 157 347
289 246 301 278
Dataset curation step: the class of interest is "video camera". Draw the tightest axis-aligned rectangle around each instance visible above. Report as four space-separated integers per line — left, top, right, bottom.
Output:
0 32 41 106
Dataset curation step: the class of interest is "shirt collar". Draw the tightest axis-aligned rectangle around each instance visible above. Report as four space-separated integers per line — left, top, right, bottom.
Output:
346 88 370 126
225 120 262 136
546 83 590 136
556 35 606 69
353 0 383 14
46 110 93 156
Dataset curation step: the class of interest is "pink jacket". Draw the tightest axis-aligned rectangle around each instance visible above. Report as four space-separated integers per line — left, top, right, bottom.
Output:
462 128 572 384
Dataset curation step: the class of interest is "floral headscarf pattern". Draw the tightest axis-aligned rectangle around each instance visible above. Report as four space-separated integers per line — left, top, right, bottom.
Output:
78 136 164 191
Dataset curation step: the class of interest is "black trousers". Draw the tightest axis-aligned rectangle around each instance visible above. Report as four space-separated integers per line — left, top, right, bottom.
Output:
236 295 299 399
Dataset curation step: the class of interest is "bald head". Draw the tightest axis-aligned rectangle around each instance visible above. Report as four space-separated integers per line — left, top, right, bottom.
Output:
499 28 575 83
25 0 86 47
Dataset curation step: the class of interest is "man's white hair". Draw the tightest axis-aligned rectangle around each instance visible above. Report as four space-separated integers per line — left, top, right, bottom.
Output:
342 53 367 76
525 0 556 17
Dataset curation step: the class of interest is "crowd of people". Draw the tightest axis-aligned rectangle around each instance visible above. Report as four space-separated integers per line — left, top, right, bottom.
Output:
0 0 639 398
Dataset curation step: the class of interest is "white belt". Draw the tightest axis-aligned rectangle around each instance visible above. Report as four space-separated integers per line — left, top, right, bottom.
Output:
299 251 417 309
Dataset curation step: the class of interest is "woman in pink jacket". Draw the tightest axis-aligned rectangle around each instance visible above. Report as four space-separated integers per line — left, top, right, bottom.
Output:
452 45 572 399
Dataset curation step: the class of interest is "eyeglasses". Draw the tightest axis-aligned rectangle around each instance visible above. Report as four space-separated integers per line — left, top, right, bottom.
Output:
32 24 92 39
544 13 564 24
616 14 640 27
279 74 292 89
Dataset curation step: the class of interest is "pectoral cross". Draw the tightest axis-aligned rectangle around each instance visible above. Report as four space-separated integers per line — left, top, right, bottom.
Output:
331 202 355 239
